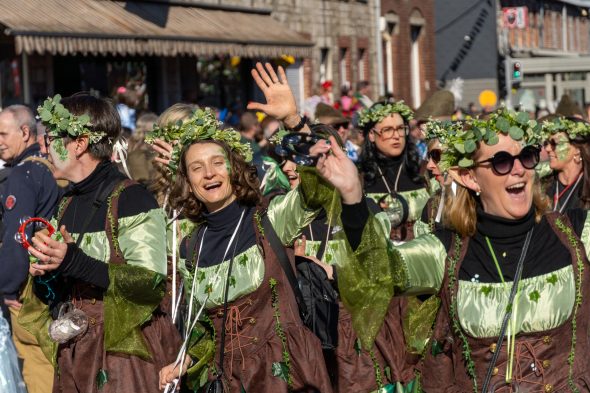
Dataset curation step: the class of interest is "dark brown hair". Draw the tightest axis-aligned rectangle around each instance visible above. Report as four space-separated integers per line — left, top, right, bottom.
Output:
169 140 261 221
61 92 121 160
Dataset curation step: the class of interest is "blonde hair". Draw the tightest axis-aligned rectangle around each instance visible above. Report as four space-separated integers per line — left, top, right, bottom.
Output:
150 103 198 205
445 178 550 237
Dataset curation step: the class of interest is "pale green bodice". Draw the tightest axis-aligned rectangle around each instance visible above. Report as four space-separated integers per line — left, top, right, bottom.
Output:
181 186 318 309
51 208 168 275
385 214 590 339
366 187 431 223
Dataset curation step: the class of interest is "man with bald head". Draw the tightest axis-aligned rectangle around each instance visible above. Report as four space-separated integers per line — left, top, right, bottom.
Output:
0 105 59 393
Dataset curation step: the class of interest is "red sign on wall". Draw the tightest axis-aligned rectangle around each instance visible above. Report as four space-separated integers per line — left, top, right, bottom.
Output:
503 7 528 29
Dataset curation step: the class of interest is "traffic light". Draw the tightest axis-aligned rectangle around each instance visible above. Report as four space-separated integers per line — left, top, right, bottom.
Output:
512 61 522 80
511 61 523 89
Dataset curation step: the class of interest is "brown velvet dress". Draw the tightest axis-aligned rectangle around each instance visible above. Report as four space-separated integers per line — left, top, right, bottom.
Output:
204 211 333 393
421 214 590 392
52 181 182 393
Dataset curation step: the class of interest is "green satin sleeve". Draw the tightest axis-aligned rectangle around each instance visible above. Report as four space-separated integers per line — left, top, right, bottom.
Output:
268 167 331 246
580 211 590 260
394 233 447 295
118 208 168 275
103 264 166 359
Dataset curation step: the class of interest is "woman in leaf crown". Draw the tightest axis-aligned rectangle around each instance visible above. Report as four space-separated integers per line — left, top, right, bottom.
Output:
157 63 333 392
19 93 181 393
317 107 590 391
541 116 590 212
414 120 463 236
358 101 429 242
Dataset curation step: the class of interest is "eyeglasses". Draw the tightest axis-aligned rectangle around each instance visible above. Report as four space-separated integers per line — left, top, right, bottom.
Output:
372 125 408 138
428 149 442 164
44 134 61 147
475 145 540 175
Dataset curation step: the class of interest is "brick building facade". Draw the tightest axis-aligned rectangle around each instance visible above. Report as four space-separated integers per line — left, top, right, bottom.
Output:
501 0 590 111
380 0 436 108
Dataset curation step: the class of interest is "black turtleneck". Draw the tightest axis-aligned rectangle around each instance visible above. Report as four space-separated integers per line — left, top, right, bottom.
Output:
341 198 588 283
364 155 424 194
546 174 583 212
54 161 158 290
182 201 258 268
458 207 583 282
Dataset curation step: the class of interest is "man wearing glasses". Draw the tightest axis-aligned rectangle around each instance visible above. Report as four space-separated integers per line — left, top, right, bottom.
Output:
0 105 59 393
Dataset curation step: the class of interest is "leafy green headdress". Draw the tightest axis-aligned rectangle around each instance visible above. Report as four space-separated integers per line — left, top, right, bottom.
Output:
357 101 414 129
423 119 463 145
541 116 590 142
145 108 253 172
439 108 542 172
37 94 106 144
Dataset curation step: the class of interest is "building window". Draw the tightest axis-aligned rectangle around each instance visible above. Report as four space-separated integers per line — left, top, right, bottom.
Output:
358 48 366 81
320 47 332 83
340 47 349 88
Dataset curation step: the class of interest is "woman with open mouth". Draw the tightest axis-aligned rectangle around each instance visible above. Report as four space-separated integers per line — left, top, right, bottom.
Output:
541 116 590 213
157 63 333 393
317 109 590 391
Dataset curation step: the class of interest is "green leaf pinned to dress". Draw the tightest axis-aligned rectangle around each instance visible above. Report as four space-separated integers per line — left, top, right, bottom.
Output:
430 339 444 356
546 274 558 285
354 338 362 356
271 361 290 382
384 365 392 381
96 368 108 390
529 290 541 303
480 285 493 297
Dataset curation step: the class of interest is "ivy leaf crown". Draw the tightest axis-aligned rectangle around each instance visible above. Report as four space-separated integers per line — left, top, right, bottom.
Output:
357 101 414 127
424 118 464 145
37 94 106 144
541 116 590 142
145 107 253 172
439 108 542 172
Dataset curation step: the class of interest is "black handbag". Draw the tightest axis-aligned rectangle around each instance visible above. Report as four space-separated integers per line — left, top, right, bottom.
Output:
262 216 339 349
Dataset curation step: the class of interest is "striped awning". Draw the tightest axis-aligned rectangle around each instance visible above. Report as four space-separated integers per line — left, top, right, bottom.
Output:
0 0 313 58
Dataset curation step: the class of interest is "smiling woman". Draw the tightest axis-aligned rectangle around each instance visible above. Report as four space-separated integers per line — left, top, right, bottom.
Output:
323 108 590 391
156 64 333 393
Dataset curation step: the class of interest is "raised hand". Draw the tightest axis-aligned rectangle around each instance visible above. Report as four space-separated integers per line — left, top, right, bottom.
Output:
247 62 300 127
151 138 174 166
315 136 363 204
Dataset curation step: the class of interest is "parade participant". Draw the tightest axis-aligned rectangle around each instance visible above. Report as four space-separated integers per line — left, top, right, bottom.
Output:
158 63 332 392
315 103 359 162
0 105 60 393
414 120 462 236
321 107 590 391
19 93 180 393
542 117 590 212
358 101 429 242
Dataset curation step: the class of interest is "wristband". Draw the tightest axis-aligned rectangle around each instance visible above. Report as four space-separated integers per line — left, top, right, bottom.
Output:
287 115 308 132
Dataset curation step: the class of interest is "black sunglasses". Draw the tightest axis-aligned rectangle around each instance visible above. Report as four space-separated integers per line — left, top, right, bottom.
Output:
475 145 540 175
332 121 350 130
428 149 442 164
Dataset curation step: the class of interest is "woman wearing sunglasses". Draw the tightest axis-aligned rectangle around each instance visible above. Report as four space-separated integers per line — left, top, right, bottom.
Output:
317 107 590 391
541 117 590 213
358 102 430 243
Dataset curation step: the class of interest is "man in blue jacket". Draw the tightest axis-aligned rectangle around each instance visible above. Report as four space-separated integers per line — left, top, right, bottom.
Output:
0 105 60 393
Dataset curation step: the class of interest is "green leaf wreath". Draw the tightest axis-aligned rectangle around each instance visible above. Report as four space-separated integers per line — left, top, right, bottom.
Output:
357 101 414 127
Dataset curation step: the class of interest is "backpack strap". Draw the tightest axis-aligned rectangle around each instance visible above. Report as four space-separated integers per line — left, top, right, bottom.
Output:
261 214 309 321
104 179 137 265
